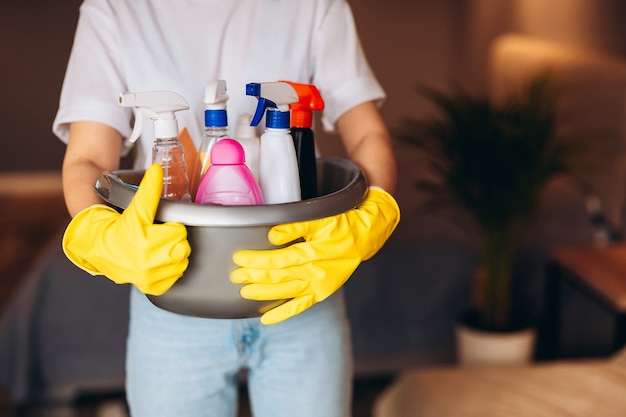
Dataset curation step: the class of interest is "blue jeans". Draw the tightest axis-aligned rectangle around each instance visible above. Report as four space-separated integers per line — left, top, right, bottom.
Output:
126 287 353 417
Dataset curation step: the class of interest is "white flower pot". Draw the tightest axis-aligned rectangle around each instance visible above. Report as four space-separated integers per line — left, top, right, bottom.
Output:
455 323 537 366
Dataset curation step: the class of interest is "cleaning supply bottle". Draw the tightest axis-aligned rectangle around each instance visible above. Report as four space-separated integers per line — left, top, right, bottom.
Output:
198 80 229 177
281 81 325 200
246 82 301 204
234 113 260 181
195 138 264 206
119 90 191 201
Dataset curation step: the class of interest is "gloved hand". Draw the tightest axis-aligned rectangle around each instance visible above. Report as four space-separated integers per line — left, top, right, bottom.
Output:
230 187 400 325
62 164 191 295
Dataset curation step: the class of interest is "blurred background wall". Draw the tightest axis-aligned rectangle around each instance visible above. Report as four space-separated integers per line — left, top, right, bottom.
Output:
1 0 625 172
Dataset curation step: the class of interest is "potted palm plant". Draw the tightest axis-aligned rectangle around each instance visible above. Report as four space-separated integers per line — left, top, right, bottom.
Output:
400 72 574 364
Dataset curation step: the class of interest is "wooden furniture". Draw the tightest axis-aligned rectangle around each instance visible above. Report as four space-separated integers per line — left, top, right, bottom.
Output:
544 244 626 358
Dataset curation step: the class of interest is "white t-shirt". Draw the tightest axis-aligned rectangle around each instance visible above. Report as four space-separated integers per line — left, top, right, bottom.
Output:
53 0 385 168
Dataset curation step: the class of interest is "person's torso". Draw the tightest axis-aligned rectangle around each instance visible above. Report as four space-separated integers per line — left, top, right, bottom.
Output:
109 0 331 165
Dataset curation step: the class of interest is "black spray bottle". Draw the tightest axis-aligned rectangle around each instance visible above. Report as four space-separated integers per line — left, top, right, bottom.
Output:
282 81 325 200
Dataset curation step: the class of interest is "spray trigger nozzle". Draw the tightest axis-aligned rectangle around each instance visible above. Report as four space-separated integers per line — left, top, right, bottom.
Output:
119 91 189 143
204 80 229 109
245 82 298 127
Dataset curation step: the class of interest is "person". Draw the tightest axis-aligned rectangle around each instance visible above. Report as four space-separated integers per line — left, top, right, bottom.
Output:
54 0 400 416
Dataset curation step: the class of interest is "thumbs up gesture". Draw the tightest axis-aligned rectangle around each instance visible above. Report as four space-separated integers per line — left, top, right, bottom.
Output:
62 164 191 295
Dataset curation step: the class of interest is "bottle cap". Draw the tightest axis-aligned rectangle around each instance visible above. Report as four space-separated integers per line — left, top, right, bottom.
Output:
291 110 313 128
210 138 245 165
154 119 180 139
205 109 228 128
265 108 290 129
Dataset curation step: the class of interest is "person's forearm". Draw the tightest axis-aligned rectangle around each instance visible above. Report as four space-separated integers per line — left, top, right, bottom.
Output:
345 130 397 193
63 122 124 217
63 158 114 216
337 101 397 194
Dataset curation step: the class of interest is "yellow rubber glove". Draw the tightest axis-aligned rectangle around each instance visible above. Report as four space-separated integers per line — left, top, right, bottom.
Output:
62 164 191 295
230 187 400 325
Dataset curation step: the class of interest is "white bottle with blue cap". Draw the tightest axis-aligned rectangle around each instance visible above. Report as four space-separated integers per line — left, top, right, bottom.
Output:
246 82 301 204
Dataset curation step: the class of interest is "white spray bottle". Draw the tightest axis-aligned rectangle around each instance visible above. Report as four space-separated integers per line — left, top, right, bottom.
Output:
119 90 191 201
246 82 300 204
198 80 229 178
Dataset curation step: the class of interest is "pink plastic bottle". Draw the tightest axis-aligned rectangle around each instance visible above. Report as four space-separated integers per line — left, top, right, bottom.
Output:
195 138 265 205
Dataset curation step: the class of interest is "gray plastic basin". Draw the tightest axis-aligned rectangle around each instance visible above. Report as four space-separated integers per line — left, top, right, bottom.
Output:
95 157 367 319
